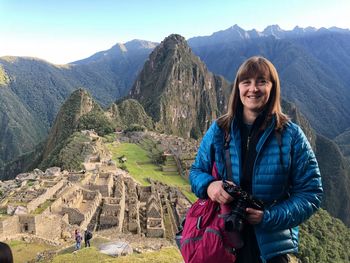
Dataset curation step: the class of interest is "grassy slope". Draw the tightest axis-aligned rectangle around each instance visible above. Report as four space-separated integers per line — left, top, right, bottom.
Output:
52 247 182 263
107 142 196 202
9 240 56 263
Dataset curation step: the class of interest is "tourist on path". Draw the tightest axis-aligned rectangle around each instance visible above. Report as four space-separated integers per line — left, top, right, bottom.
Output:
84 229 92 247
74 229 82 250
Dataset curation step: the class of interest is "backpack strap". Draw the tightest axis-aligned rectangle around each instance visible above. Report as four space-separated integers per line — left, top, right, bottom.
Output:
223 130 233 182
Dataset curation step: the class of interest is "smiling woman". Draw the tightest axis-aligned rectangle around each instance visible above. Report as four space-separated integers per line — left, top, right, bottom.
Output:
189 56 323 262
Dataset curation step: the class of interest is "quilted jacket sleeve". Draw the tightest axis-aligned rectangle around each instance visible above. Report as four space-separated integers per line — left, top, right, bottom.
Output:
189 122 217 199
259 125 323 230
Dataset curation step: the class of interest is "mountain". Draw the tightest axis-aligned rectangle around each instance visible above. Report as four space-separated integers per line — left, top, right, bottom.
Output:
282 100 350 227
188 28 350 139
0 40 155 172
129 34 231 139
189 24 263 47
40 89 115 169
188 24 348 47
70 39 158 98
334 128 350 160
315 134 350 226
106 99 154 130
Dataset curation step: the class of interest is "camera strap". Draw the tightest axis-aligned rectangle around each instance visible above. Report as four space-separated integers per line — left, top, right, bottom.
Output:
224 130 233 182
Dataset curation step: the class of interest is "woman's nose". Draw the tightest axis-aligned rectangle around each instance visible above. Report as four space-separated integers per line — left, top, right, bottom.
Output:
250 82 259 91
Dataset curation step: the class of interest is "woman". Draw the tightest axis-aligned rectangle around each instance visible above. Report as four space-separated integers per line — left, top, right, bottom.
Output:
190 56 323 262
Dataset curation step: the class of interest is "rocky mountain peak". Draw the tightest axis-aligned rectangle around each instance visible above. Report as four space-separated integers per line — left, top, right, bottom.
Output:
262 24 284 38
42 88 97 159
162 34 187 44
263 24 282 32
128 34 230 138
153 34 190 55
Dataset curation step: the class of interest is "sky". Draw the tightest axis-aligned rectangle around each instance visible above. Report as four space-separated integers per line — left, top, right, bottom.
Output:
1 0 349 64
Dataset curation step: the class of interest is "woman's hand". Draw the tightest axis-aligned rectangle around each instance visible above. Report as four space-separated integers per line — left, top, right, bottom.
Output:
246 208 264 224
207 181 234 204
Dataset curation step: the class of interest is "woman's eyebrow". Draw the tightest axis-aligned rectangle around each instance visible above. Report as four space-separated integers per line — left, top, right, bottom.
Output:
256 75 269 80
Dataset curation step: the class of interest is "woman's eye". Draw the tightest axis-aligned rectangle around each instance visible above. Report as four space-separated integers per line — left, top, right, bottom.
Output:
257 79 268 85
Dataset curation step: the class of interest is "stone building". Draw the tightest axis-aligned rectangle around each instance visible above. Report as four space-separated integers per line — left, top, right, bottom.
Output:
61 187 102 230
99 174 126 231
88 172 114 197
0 213 62 241
125 178 141 234
146 194 165 238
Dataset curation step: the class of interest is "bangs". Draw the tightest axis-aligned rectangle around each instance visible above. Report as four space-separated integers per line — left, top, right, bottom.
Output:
237 60 272 83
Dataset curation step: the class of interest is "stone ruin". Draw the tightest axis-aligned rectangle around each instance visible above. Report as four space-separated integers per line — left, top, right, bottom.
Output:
0 131 192 246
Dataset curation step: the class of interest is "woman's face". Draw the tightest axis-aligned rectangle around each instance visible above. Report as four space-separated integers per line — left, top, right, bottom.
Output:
238 77 272 115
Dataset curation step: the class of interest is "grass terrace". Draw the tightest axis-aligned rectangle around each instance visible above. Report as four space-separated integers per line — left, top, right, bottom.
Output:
106 142 196 202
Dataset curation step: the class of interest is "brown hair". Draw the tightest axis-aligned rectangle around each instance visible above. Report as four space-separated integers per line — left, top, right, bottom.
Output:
0 242 13 263
217 56 289 131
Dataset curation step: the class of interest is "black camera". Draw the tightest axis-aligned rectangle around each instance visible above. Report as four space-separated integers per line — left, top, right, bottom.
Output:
222 182 264 232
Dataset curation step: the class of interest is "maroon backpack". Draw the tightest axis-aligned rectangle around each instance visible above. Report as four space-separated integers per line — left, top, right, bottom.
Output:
178 163 243 263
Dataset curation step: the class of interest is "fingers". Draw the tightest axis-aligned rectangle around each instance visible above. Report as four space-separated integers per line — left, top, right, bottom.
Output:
217 191 232 204
207 181 234 204
246 208 264 224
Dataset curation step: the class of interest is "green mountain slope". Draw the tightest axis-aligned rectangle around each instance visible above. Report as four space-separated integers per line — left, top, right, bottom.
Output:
315 134 350 226
0 87 46 166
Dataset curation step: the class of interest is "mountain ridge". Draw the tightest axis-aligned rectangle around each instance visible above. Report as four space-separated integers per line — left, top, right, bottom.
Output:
188 24 350 47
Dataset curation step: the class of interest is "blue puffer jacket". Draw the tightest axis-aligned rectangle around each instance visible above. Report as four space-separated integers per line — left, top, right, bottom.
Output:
189 117 323 261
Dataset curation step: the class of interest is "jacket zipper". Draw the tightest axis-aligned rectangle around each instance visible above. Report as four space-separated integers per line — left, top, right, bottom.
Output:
246 136 251 152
